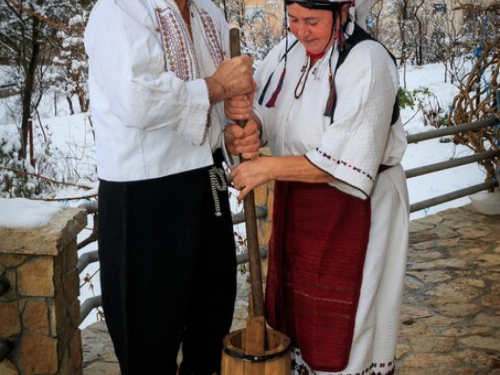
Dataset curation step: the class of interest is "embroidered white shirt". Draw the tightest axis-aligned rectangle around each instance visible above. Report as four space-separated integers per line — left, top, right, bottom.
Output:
255 36 407 199
85 0 229 181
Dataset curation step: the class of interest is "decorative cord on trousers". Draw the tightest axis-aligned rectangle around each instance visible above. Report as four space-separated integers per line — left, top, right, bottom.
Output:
209 166 227 217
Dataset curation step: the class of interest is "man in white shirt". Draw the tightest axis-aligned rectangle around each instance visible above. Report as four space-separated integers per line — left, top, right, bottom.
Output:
85 0 257 374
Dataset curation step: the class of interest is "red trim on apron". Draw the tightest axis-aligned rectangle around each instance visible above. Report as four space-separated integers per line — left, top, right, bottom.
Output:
265 181 371 372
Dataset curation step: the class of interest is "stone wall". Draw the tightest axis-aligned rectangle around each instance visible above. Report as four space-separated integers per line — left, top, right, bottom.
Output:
0 206 87 375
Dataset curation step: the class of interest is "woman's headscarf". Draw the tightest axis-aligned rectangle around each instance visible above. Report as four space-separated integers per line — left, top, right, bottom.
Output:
259 0 375 111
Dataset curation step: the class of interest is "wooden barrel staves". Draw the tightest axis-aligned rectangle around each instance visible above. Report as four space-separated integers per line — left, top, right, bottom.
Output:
221 325 291 375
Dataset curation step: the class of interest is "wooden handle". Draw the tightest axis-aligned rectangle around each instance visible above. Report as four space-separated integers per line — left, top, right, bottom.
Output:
229 27 265 318
243 191 265 317
230 28 242 59
230 28 248 130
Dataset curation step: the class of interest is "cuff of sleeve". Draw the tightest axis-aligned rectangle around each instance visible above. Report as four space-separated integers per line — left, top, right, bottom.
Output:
306 149 371 200
177 79 211 146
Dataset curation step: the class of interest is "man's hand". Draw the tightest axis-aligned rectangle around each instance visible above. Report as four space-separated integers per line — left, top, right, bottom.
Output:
205 56 254 104
224 120 260 160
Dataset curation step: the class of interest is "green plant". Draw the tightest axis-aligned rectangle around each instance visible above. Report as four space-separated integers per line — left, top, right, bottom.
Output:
398 86 433 110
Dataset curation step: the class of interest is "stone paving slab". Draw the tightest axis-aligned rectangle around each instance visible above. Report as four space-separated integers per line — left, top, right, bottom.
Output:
397 204 500 375
82 204 500 375
82 321 120 375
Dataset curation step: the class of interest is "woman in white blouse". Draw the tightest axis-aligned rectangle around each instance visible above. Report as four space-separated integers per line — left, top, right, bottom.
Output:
226 1 409 374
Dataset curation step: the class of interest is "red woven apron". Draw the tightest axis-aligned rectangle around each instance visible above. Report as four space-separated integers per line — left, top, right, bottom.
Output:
265 181 371 372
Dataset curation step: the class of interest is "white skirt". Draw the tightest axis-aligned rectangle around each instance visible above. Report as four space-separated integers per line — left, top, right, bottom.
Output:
291 164 409 375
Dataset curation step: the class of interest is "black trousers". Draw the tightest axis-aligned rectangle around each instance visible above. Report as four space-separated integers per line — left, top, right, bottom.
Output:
98 153 236 375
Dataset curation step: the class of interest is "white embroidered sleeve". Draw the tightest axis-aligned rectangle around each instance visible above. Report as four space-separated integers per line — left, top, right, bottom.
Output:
305 42 399 199
85 0 210 146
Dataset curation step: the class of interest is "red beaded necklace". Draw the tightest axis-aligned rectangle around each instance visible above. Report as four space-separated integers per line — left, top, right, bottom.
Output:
306 50 326 60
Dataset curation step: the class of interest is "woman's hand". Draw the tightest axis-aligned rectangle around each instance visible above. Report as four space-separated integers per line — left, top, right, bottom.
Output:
231 155 334 200
231 157 274 200
224 120 260 160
